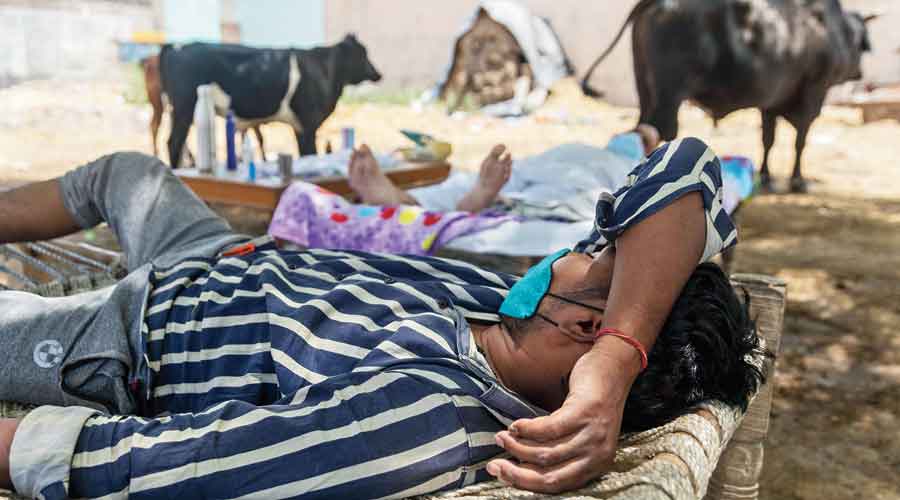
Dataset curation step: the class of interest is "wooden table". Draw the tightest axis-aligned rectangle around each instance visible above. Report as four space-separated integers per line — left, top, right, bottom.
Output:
174 161 451 211
833 84 900 124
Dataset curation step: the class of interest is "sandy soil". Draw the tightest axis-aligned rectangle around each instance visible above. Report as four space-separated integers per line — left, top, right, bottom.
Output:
1 71 899 499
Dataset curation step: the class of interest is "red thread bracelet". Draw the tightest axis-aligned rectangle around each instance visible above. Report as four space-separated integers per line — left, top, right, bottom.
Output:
595 327 648 372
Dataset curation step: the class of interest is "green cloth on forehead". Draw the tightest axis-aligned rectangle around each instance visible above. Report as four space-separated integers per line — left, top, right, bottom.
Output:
499 248 570 319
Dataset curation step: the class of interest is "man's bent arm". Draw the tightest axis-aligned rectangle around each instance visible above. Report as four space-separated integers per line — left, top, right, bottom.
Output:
0 180 81 243
487 137 734 492
593 191 706 371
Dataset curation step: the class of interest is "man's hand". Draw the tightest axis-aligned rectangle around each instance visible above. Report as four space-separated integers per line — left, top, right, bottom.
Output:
0 418 21 490
487 346 637 493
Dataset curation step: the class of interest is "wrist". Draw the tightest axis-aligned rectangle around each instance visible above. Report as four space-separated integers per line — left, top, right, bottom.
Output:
591 335 645 379
595 327 648 372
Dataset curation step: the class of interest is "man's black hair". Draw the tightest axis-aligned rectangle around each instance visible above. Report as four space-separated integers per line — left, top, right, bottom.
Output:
622 262 770 433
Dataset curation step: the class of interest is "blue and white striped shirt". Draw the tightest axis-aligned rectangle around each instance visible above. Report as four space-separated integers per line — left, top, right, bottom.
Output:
31 138 737 499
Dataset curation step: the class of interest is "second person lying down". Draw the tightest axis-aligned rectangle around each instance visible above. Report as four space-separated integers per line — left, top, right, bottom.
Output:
347 125 661 215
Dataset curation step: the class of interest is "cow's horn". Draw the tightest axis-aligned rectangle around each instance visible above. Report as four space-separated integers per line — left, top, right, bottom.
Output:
863 13 881 23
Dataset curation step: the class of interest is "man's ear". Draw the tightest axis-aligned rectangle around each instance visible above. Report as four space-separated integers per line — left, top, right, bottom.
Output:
550 301 603 344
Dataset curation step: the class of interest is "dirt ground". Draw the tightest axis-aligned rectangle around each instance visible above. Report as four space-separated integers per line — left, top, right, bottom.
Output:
1 69 899 499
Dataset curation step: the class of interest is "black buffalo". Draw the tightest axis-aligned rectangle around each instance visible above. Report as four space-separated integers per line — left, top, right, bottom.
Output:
582 0 876 192
159 34 381 168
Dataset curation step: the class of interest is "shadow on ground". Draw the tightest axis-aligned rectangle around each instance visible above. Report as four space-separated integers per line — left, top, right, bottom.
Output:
733 194 900 499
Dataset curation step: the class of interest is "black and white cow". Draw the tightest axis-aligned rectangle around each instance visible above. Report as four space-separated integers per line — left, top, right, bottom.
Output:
159 34 381 168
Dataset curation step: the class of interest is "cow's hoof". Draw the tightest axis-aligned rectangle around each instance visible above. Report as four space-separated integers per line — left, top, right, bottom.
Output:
789 178 808 194
758 176 775 194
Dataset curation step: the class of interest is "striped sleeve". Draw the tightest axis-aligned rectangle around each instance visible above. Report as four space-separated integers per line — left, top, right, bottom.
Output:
53 371 474 500
574 137 737 262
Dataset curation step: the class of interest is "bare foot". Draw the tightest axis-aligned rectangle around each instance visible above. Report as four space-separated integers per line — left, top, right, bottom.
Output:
455 144 512 212
348 144 418 205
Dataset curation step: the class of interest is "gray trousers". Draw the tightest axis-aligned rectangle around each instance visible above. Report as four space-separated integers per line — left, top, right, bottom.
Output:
0 152 246 414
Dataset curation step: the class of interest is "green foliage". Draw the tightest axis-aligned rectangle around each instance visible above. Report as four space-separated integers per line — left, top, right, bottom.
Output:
339 86 425 106
122 63 148 106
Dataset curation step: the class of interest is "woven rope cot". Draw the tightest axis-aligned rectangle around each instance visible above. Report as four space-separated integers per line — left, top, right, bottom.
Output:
0 240 125 297
0 242 785 500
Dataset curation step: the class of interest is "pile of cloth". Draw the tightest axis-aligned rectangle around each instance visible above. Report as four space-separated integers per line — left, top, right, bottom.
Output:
422 0 574 116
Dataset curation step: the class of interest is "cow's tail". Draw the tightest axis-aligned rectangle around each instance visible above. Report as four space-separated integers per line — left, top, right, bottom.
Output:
581 0 658 98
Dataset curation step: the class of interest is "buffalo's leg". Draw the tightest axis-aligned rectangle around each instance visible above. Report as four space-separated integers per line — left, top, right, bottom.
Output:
760 110 777 193
167 107 193 169
784 91 826 194
789 120 812 193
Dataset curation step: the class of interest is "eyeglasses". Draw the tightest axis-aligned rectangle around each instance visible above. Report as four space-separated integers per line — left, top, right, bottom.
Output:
544 292 606 314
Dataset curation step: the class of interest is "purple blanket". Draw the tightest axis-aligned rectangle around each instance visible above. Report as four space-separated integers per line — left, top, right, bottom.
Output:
269 182 515 255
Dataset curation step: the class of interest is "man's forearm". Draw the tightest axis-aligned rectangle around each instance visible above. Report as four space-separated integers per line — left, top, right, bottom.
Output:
0 180 81 243
595 192 707 374
0 418 20 490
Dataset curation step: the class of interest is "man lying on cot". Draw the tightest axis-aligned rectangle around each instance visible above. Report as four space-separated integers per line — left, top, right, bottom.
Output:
0 136 764 499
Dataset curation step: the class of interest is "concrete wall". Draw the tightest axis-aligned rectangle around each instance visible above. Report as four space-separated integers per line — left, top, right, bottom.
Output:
158 0 326 48
842 0 900 86
0 0 154 87
234 0 325 48
325 0 900 105
162 0 221 43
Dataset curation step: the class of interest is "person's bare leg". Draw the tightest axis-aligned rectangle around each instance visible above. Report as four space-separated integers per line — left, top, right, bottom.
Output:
455 144 512 213
347 144 418 205
0 180 81 243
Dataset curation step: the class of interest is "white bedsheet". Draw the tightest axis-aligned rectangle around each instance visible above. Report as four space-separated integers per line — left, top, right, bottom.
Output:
445 218 596 255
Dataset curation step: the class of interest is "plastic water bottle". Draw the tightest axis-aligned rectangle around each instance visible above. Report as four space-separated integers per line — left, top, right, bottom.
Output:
341 127 355 151
194 85 217 172
242 134 256 182
226 111 237 171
